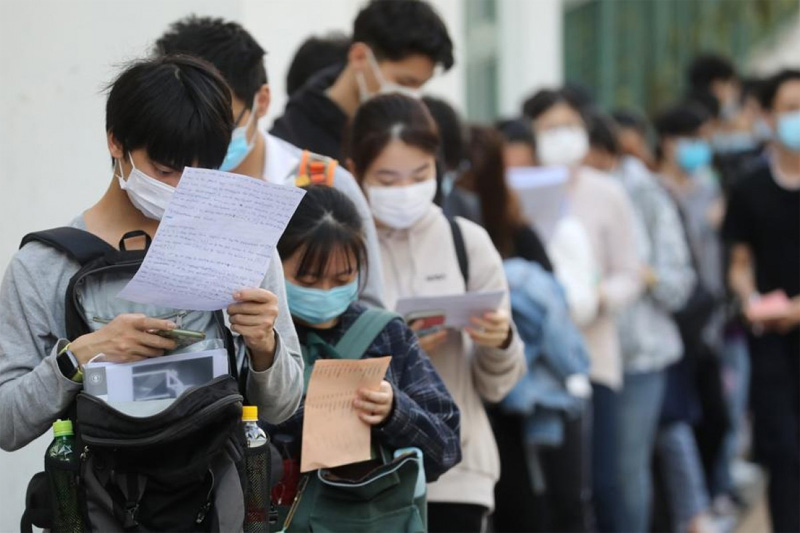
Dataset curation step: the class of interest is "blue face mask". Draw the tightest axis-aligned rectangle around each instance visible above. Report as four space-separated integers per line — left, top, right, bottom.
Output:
285 280 358 325
676 138 712 173
219 103 257 172
777 110 800 152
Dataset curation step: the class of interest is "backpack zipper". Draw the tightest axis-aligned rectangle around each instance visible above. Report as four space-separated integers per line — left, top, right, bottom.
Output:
80 387 242 448
195 469 215 524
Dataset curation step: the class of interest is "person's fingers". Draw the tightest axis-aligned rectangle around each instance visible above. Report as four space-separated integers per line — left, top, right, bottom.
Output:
134 316 178 332
229 313 266 327
136 331 177 351
358 388 391 404
409 320 425 332
466 328 507 346
481 310 508 326
354 399 385 413
358 412 386 425
233 288 277 304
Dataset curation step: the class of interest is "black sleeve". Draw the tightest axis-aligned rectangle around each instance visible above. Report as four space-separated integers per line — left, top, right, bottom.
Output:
722 175 756 247
512 225 554 272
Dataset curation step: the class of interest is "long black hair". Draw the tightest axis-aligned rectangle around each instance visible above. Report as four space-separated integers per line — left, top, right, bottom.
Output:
277 186 367 283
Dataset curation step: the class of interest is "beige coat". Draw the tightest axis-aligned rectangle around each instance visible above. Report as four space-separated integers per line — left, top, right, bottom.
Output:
377 205 526 511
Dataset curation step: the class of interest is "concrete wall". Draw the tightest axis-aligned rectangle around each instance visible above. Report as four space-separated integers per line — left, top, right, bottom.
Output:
0 1 465 528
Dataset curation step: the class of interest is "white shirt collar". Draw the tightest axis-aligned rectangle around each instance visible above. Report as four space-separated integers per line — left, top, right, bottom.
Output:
262 131 300 185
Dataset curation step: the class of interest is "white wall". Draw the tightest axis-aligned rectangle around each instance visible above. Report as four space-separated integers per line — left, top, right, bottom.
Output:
0 1 464 528
498 0 563 117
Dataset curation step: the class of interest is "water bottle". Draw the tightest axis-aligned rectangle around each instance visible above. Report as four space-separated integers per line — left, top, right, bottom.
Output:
46 419 84 533
243 406 269 533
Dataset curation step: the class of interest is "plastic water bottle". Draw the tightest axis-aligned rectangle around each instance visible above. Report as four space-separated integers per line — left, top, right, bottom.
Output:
47 419 84 533
243 406 269 533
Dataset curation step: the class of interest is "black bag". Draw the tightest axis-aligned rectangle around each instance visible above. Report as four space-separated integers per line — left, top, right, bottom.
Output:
19 227 263 532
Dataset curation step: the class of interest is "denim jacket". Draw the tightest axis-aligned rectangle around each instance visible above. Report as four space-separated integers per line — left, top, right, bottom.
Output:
500 259 590 447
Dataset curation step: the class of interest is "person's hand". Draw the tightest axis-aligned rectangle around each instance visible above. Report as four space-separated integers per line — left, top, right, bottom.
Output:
70 314 177 365
228 289 279 371
410 321 448 353
765 298 800 334
354 380 394 425
466 309 512 349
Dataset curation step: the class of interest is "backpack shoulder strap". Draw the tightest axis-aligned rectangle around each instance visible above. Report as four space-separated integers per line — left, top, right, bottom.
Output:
447 217 470 287
290 150 338 187
334 308 399 360
20 227 115 266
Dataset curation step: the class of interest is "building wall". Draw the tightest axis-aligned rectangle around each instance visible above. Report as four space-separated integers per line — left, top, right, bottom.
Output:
0 1 466 528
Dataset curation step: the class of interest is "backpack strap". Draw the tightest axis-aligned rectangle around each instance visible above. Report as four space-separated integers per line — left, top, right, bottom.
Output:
301 308 398 391
447 217 470 287
290 150 338 187
20 227 115 266
334 308 398 359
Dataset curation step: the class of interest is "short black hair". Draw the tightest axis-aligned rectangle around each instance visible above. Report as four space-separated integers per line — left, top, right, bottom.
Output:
155 15 268 104
353 0 454 71
495 118 535 146
586 110 621 156
105 55 233 170
422 95 464 171
687 54 737 92
278 185 367 283
653 103 709 139
522 88 584 121
611 108 649 135
287 33 350 96
758 69 800 110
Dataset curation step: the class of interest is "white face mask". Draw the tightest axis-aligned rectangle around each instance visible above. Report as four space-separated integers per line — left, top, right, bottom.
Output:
116 154 176 220
356 49 422 103
537 126 589 167
367 179 436 229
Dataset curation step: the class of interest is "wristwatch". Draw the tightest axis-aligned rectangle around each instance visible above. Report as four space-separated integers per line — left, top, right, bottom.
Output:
57 343 84 383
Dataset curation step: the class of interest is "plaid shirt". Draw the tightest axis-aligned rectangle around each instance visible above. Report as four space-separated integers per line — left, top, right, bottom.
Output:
270 303 462 482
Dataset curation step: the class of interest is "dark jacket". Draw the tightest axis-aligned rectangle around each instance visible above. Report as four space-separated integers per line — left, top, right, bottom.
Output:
270 303 462 482
270 64 348 163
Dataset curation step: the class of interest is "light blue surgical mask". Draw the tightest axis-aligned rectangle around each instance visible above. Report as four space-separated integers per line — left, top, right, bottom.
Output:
219 102 257 172
776 110 800 152
676 138 712 173
285 280 358 325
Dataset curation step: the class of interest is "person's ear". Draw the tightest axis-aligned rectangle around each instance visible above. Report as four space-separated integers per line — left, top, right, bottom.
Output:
255 84 271 119
107 132 124 160
348 42 370 72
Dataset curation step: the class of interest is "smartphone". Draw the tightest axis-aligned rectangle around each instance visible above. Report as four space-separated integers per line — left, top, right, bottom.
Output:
155 328 206 349
405 310 446 336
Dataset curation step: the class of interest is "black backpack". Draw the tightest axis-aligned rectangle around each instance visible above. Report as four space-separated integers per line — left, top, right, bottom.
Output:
19 227 265 533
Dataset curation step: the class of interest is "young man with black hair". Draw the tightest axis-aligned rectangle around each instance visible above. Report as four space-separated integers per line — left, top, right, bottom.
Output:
286 33 351 97
723 69 800 533
687 54 739 120
271 0 454 163
155 15 386 309
0 55 304 452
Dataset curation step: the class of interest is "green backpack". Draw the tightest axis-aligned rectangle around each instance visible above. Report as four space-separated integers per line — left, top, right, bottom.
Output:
278 308 427 533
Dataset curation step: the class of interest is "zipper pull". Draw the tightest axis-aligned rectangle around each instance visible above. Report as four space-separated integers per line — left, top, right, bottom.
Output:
196 500 212 524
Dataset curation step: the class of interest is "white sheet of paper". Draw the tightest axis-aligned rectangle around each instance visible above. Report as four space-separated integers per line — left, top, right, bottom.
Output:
118 168 305 310
395 290 505 329
84 349 229 405
507 165 569 243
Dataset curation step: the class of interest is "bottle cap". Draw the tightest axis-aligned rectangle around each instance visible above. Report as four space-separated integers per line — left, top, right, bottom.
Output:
242 405 258 422
53 419 74 438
